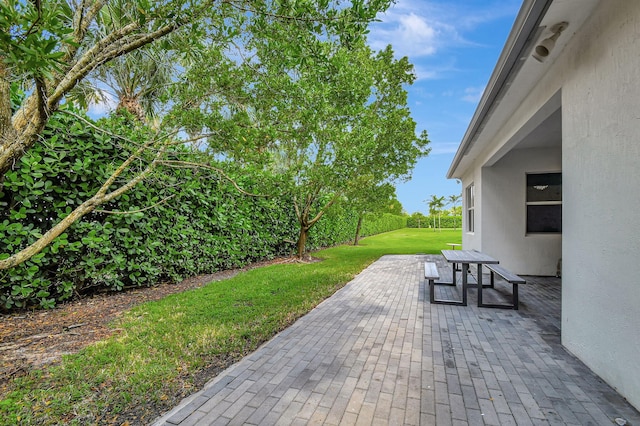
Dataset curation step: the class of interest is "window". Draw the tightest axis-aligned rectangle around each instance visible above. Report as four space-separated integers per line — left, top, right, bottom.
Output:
526 173 562 233
466 183 475 232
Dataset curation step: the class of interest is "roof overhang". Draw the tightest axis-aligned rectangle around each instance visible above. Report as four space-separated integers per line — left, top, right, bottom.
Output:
447 0 600 180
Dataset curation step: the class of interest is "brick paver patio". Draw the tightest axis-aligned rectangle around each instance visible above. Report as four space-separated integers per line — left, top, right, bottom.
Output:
153 255 640 425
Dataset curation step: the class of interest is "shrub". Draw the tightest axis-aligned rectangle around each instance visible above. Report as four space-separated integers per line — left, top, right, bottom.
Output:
1 112 404 310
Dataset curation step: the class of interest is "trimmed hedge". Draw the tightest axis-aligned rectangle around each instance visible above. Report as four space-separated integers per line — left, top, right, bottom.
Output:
407 214 461 229
361 212 407 236
0 112 406 310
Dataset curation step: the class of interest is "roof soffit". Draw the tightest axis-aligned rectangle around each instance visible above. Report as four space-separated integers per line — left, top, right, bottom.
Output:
447 0 600 180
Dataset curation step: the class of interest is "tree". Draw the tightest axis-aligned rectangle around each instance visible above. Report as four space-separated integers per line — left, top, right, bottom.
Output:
426 195 445 231
349 181 399 246
0 0 391 270
408 212 427 228
66 1 184 121
253 37 429 257
448 194 462 230
426 197 436 229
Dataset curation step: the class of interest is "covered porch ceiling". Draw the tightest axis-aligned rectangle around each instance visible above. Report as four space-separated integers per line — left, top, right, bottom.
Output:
484 90 562 168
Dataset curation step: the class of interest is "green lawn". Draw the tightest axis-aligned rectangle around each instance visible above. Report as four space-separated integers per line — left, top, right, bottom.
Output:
0 228 461 425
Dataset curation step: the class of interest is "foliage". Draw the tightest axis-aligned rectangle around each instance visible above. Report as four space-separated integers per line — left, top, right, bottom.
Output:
407 214 461 229
0 0 394 269
446 194 462 230
251 37 429 256
406 212 428 228
307 208 406 250
0 228 461 425
0 0 420 308
0 109 409 310
0 110 298 310
360 213 407 236
347 182 402 245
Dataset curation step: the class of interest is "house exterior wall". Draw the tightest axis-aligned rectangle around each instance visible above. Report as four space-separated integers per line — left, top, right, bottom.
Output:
458 0 640 409
482 147 562 275
559 0 640 409
461 167 482 251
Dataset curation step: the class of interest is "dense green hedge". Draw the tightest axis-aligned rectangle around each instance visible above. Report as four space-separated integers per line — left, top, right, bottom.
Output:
361 212 407 236
0 113 406 310
406 214 461 229
307 207 358 250
307 211 406 249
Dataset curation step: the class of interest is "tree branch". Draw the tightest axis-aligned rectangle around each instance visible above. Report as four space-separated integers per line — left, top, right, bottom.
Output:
306 193 340 228
94 194 176 215
0 134 168 270
34 76 49 121
59 109 177 149
158 160 267 197
293 195 302 222
48 21 142 108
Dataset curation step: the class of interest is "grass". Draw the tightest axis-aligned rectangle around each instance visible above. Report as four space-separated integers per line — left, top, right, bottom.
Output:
0 228 461 425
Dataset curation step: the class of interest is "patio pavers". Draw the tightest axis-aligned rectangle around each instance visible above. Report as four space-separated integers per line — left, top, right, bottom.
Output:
152 255 640 425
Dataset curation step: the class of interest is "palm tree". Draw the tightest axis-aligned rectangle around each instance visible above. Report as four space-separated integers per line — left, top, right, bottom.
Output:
425 197 436 229
99 48 175 121
434 195 445 231
426 195 445 231
448 194 462 230
69 1 183 122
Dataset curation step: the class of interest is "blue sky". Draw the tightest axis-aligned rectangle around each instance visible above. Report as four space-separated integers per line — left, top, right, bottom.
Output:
368 0 522 214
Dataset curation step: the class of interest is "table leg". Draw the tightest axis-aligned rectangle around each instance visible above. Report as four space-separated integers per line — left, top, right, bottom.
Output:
461 263 468 306
477 264 483 306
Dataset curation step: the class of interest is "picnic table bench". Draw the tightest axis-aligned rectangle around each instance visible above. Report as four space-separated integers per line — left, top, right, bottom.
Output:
425 261 465 306
427 250 527 309
480 264 527 310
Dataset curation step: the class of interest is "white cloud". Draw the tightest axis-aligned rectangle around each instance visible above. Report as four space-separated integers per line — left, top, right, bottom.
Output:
430 141 461 155
461 86 484 103
369 1 520 61
88 90 118 118
370 7 452 59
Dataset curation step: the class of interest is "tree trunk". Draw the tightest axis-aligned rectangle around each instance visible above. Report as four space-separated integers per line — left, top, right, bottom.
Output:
0 95 47 177
0 63 11 138
0 64 13 184
296 225 308 259
353 215 363 245
117 96 146 122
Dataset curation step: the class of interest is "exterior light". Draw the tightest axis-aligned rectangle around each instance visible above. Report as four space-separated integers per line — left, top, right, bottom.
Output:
532 22 569 62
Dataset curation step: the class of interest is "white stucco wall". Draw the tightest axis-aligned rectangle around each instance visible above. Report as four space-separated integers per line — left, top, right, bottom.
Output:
481 148 562 275
456 0 640 409
461 167 482 251
559 0 640 409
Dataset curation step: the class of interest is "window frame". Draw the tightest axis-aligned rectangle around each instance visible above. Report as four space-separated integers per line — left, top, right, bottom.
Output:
466 183 475 233
525 172 562 234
